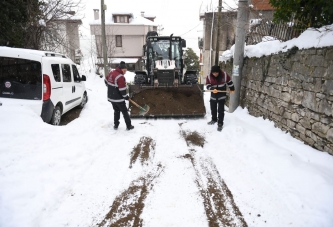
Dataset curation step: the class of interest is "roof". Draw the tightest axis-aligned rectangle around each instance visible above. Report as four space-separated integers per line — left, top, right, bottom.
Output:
110 58 139 64
251 0 275 10
90 12 156 26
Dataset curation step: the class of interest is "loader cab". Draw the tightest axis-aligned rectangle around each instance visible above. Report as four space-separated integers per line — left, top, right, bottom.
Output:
147 36 184 71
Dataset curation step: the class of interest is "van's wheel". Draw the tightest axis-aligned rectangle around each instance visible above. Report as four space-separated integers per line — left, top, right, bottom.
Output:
78 92 88 109
50 106 62 125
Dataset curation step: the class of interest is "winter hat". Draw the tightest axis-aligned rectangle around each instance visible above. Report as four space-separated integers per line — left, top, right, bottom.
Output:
119 61 127 69
211 65 220 73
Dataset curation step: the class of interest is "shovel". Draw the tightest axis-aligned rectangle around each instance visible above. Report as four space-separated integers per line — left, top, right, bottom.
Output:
203 90 230 93
129 99 150 116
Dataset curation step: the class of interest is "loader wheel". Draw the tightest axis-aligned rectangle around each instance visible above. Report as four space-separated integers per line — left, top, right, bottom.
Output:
185 74 198 85
134 74 146 85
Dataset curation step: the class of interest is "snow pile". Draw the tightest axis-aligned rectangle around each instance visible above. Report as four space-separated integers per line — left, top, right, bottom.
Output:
221 24 333 62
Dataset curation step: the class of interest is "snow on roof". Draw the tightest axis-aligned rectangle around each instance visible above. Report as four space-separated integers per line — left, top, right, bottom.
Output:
111 11 133 15
89 11 156 26
142 13 156 18
110 58 139 64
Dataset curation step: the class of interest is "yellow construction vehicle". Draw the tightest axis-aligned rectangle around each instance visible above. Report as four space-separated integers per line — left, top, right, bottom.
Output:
129 31 206 118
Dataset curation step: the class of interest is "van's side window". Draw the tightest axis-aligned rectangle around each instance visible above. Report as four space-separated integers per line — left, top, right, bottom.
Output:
61 64 71 82
72 65 81 82
51 64 61 82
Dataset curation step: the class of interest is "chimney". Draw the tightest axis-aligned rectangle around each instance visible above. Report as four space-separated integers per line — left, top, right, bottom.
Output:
93 9 99 20
141 11 145 17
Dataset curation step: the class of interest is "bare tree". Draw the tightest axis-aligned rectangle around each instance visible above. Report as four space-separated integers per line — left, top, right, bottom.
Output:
25 0 84 55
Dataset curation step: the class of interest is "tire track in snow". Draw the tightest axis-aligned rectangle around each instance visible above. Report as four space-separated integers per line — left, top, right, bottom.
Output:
97 136 163 227
180 128 247 227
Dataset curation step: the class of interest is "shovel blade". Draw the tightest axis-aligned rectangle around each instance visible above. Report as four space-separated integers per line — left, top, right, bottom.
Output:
139 104 150 116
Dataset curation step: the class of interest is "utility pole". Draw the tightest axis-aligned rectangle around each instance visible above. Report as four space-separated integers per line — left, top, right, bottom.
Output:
101 0 108 78
229 0 249 112
214 0 222 66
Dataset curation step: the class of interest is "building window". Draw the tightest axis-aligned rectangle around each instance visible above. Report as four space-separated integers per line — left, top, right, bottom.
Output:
116 16 127 23
116 35 122 47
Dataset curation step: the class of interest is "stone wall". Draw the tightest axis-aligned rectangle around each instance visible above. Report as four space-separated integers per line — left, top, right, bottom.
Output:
221 46 333 155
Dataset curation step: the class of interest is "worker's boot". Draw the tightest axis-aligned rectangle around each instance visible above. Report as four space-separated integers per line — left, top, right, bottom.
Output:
127 125 134 131
207 120 217 125
217 124 223 131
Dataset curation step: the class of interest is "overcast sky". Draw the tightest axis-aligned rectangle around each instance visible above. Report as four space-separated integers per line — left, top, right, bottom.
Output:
78 0 238 56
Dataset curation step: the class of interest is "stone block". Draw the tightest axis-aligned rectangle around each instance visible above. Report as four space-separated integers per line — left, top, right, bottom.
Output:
290 90 303 104
280 100 289 108
289 79 302 88
291 113 300 121
290 130 300 138
314 144 324 151
257 98 264 107
287 119 296 128
312 67 327 78
317 49 324 56
282 86 290 92
300 118 312 129
325 64 333 79
296 123 306 134
318 99 332 116
297 108 305 117
305 111 320 121
302 82 315 91
327 96 333 102
306 55 327 67
305 136 315 146
280 92 291 102
327 128 333 143
322 80 333 94
283 111 292 119
290 71 305 81
306 130 318 142
321 117 330 124
314 78 322 92
324 146 333 155
265 77 274 83
326 48 333 60
302 91 318 112
300 133 307 141
312 122 330 137
316 93 326 99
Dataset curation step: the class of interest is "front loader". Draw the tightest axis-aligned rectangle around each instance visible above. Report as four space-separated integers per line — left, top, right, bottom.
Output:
129 31 206 118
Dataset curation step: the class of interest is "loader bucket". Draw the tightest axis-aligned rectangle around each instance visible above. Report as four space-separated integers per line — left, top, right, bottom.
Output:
128 84 206 118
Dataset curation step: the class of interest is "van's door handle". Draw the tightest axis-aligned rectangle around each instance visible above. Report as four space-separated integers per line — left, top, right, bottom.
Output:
73 86 76 93
72 86 74 93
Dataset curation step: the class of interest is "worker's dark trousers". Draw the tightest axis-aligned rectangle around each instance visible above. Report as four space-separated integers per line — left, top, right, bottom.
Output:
111 101 131 128
210 99 225 125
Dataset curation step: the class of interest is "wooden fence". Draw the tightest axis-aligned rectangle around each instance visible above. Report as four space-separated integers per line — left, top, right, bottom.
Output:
247 19 305 45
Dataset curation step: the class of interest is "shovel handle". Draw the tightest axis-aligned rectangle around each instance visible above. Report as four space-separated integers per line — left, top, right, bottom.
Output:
129 99 144 110
204 90 229 93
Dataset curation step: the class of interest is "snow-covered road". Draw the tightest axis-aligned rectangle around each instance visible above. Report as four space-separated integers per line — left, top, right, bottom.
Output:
1 73 333 227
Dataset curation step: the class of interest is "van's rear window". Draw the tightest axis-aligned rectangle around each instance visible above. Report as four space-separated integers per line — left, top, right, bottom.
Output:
0 57 42 100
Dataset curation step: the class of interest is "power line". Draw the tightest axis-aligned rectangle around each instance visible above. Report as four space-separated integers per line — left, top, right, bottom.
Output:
180 22 202 36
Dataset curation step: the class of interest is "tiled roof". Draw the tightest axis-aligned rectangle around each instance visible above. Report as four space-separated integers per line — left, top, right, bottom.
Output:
252 0 275 10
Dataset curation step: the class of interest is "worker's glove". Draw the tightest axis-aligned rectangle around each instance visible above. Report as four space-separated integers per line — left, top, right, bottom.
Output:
124 96 129 100
229 90 235 94
213 89 218 94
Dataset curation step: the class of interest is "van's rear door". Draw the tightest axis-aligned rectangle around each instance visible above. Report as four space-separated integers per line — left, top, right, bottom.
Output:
0 57 43 114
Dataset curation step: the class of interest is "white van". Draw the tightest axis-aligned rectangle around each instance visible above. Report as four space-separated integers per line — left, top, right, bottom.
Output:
0 47 88 125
